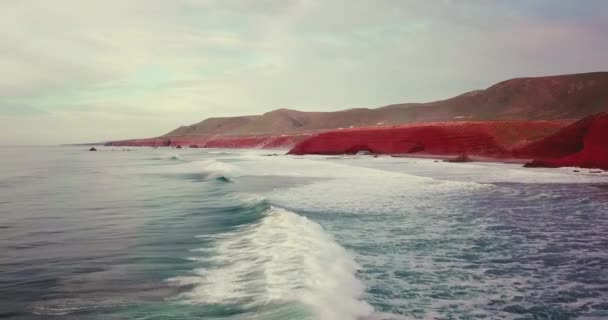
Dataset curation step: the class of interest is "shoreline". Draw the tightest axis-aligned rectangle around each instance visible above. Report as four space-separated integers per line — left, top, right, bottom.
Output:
386 153 532 164
98 112 608 172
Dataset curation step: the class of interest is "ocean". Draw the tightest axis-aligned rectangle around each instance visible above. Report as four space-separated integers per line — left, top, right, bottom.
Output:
1 146 608 320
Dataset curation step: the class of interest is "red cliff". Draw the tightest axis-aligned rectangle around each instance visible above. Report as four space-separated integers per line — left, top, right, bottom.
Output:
288 113 608 171
515 112 608 170
288 121 568 157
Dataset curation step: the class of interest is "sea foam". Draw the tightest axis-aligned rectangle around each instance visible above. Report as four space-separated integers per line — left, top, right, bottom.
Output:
169 205 373 320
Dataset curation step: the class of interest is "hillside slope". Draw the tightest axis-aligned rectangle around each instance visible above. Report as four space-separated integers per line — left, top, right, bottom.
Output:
163 72 608 137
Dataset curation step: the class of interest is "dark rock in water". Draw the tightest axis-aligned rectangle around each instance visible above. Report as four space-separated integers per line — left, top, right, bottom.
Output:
175 145 182 149
573 170 580 172
189 145 199 148
444 154 473 163
89 147 97 151
590 170 603 174
434 160 440 163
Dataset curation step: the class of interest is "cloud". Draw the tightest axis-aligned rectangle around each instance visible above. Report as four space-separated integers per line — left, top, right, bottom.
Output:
1 0 607 144
0 103 48 116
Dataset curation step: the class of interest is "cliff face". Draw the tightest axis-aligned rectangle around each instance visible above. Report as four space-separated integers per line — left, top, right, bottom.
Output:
516 112 608 170
287 121 569 157
287 112 608 170
158 72 608 138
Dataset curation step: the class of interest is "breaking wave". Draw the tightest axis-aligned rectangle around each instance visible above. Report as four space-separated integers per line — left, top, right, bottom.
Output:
169 204 373 320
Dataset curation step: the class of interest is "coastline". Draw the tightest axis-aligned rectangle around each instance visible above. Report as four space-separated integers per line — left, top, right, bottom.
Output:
102 113 608 171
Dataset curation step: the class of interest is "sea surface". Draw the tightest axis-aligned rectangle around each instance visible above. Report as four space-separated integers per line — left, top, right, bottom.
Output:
1 146 608 320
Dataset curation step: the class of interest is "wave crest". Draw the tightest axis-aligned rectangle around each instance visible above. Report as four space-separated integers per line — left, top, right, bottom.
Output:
169 206 373 320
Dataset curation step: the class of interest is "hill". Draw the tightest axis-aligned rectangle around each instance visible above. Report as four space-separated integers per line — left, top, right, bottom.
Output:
162 72 608 137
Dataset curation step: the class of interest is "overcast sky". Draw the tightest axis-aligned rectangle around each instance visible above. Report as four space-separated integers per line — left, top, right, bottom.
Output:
1 0 607 145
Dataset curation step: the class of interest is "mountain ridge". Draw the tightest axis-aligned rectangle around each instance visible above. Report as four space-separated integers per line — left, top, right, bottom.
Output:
160 72 608 138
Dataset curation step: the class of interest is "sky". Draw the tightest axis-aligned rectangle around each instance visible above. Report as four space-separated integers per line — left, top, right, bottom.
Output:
1 0 607 145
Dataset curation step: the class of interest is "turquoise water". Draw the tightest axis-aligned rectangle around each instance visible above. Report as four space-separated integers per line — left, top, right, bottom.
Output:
1 146 608 319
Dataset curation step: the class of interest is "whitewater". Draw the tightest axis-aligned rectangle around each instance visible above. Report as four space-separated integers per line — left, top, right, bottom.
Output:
1 146 608 319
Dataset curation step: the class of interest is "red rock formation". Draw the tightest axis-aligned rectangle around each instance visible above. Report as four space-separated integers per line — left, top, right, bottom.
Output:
289 113 608 170
288 121 568 157
515 112 608 170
